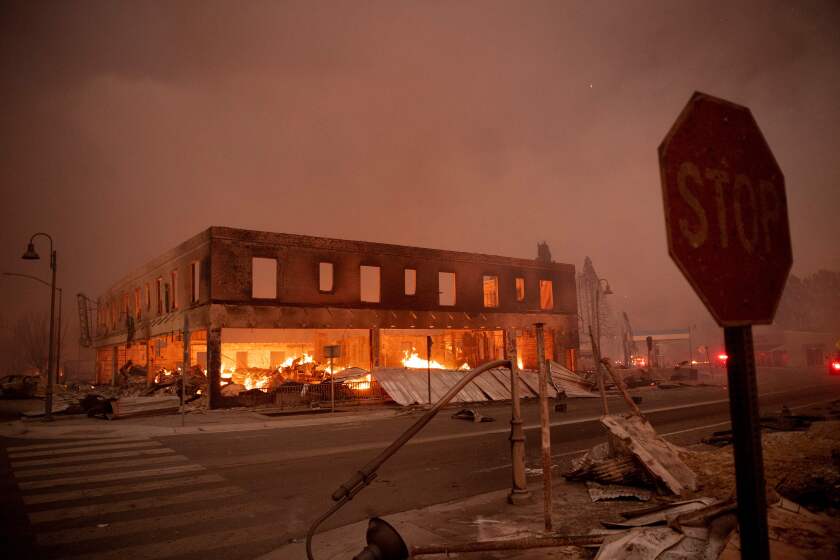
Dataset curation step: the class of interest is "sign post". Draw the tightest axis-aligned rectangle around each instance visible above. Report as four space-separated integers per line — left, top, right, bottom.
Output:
324 345 341 413
659 92 792 560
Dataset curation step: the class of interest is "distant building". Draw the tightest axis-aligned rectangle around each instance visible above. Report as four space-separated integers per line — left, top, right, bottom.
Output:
93 227 579 407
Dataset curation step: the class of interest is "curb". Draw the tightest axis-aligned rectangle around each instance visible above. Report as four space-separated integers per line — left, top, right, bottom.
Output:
0 408 405 440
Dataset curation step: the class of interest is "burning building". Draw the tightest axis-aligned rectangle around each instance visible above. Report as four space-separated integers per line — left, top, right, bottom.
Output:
92 227 579 408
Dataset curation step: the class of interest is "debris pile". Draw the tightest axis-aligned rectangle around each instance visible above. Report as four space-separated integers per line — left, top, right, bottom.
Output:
21 365 209 420
589 410 840 559
565 413 697 496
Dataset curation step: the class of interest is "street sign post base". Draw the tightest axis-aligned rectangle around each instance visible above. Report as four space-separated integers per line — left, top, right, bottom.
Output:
724 325 770 560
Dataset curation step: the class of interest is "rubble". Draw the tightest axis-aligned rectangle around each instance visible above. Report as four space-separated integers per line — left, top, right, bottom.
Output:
451 408 494 423
565 413 696 496
586 481 652 502
685 419 840 516
107 395 180 419
602 414 697 495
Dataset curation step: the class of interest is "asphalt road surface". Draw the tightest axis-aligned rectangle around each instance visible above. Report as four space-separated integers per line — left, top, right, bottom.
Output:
3 367 839 560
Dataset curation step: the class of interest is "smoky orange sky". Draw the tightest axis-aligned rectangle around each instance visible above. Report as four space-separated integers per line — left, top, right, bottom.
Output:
1 1 838 345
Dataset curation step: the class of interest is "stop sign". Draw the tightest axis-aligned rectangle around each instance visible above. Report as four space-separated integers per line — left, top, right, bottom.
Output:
659 92 792 326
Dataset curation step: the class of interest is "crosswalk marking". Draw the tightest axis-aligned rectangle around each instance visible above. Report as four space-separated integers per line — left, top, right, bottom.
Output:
8 441 161 459
29 486 247 524
14 454 189 478
5 437 149 453
35 501 278 546
7 436 282 560
23 472 226 505
19 463 205 490
11 446 174 468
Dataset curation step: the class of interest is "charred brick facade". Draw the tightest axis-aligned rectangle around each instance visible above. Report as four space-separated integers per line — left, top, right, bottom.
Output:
94 227 579 408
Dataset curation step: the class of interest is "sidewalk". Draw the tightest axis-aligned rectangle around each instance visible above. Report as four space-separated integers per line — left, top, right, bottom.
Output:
0 403 405 440
263 477 648 560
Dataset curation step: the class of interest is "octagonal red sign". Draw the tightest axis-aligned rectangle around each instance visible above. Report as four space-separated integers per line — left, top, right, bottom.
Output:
659 92 792 326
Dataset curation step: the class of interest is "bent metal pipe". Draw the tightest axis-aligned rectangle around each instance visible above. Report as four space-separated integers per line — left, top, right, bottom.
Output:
306 359 512 560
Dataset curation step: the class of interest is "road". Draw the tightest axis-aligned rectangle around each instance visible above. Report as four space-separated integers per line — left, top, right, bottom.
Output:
3 367 839 560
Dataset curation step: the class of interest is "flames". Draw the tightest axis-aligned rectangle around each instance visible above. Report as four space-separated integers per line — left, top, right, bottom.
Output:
243 374 270 391
402 350 446 369
401 349 471 371
278 352 314 369
344 373 372 391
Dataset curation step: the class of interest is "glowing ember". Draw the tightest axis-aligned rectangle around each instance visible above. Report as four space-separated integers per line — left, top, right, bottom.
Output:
402 350 446 369
458 362 471 371
517 356 524 370
154 369 174 383
345 373 372 391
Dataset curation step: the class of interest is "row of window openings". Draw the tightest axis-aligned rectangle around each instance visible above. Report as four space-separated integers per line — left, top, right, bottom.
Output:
251 257 554 310
101 262 200 329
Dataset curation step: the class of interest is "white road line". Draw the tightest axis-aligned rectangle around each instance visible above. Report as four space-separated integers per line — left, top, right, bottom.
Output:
19 464 205 491
11 447 175 468
475 396 840 474
5 438 149 452
60 519 289 560
15 455 189 478
8 441 161 459
36 501 278 546
23 473 227 506
28 486 246 524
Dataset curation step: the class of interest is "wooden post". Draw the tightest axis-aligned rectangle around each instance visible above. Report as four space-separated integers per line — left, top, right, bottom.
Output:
207 326 222 409
506 328 530 505
535 323 552 531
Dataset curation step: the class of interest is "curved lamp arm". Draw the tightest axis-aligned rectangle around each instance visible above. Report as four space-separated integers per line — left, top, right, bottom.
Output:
306 359 512 560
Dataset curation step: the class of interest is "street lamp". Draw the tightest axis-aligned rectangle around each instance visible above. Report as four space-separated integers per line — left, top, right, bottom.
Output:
20 233 57 421
2 272 63 388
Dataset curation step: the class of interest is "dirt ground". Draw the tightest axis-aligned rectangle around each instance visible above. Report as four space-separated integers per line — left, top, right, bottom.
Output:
681 419 840 558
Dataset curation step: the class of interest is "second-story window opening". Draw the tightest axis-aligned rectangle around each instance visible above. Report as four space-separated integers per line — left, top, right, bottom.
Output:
252 257 278 299
156 278 163 314
515 277 525 302
483 275 499 307
191 261 200 303
539 279 554 310
439 272 456 306
404 268 416 295
319 262 334 292
171 270 178 309
134 288 141 319
360 265 380 303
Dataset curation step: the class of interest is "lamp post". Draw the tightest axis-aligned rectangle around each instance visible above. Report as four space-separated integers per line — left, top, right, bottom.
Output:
21 233 57 421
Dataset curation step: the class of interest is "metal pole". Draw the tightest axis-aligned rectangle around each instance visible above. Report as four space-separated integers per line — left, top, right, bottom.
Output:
724 325 769 560
181 315 189 427
44 250 57 421
534 323 552 531
411 534 604 556
310 359 511 560
589 326 609 416
56 288 62 385
595 285 601 360
688 325 693 364
506 328 530 504
426 335 432 406
330 357 335 413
